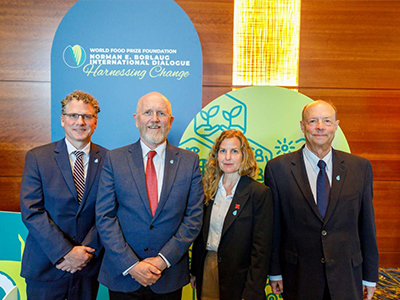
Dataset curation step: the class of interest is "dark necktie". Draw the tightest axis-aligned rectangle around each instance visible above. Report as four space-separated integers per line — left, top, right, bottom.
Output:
72 151 85 204
146 150 158 216
317 160 330 219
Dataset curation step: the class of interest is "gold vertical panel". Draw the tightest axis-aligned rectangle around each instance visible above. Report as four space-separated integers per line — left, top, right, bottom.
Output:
233 0 301 86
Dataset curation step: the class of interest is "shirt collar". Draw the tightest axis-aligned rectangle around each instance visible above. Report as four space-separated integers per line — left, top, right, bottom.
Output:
65 138 90 156
140 140 167 159
303 144 332 172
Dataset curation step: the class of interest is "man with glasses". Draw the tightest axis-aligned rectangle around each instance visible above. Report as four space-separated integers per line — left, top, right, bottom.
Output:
20 90 108 299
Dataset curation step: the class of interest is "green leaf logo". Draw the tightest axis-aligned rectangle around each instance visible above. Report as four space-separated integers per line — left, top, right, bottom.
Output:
63 44 87 68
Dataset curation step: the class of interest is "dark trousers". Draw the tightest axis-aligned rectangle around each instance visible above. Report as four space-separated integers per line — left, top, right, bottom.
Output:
282 265 332 300
109 286 182 300
26 273 99 300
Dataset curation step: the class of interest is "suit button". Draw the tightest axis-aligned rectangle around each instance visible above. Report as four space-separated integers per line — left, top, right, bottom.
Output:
321 258 326 263
322 230 327 236
150 225 154 230
218 257 222 263
144 248 149 252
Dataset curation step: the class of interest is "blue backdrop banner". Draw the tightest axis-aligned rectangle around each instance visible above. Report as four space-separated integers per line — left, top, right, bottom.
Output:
51 0 203 149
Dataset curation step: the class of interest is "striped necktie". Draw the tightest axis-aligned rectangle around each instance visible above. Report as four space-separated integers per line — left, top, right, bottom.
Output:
73 151 85 204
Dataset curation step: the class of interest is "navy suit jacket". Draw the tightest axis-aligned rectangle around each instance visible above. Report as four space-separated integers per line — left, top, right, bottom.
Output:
191 176 273 300
20 139 108 281
265 147 379 300
96 140 204 293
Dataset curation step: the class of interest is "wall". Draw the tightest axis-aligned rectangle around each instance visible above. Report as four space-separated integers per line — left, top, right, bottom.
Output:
0 0 398 266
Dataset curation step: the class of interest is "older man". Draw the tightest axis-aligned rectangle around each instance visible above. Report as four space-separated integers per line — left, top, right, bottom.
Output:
20 90 107 299
96 92 204 300
265 100 379 300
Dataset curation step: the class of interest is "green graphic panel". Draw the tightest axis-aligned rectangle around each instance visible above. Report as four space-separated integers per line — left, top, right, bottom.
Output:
0 212 110 300
179 86 350 299
0 212 27 300
179 86 350 183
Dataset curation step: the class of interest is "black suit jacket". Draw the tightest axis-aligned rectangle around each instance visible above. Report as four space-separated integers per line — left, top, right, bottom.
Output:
20 139 107 281
264 147 379 300
191 175 273 300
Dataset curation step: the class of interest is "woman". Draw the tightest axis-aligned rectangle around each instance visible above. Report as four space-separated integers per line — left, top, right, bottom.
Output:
191 130 273 300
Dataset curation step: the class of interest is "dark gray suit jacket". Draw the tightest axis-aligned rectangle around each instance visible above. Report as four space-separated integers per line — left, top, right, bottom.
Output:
264 147 379 300
20 139 107 281
96 140 204 293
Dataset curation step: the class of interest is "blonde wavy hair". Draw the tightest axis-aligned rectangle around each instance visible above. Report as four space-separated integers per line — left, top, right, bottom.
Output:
61 90 100 116
203 130 258 205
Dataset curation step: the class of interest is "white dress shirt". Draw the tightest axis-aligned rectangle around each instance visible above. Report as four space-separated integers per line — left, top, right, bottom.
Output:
206 175 240 252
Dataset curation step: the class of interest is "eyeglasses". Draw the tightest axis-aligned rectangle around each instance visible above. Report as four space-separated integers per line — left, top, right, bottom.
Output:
63 113 97 120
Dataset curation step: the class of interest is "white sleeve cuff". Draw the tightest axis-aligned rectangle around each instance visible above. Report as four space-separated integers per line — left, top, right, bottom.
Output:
158 253 171 268
362 280 376 287
269 275 283 281
122 262 138 276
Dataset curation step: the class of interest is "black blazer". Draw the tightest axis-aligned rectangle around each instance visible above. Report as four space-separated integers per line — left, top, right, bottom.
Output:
265 148 379 300
191 175 273 300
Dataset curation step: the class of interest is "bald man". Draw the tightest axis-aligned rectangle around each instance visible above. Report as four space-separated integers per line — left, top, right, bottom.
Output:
264 100 379 300
96 92 204 300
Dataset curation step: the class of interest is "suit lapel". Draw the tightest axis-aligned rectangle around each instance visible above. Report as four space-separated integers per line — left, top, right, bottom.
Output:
127 141 152 215
78 143 102 213
154 143 180 219
54 139 78 201
290 148 323 221
324 149 347 223
221 176 251 237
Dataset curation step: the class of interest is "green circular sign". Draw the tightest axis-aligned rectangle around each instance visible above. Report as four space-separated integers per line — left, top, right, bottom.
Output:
179 86 350 182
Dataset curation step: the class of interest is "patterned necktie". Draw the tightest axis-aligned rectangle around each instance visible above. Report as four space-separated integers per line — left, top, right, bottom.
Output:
317 160 330 219
146 150 158 216
72 151 85 204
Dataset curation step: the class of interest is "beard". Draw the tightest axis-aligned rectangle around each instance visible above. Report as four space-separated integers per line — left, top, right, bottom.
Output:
139 125 169 147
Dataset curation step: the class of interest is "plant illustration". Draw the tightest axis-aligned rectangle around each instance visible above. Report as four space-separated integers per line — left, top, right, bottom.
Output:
222 105 242 130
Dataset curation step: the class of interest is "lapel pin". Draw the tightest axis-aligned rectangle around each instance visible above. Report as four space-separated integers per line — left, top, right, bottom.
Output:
233 210 237 216
336 175 340 181
235 204 240 210
170 160 174 165
94 158 98 164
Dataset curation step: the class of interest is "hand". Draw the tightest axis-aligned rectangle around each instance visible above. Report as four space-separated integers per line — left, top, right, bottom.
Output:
270 279 284 294
128 261 161 287
190 275 196 289
363 285 376 300
144 256 167 272
56 246 95 273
